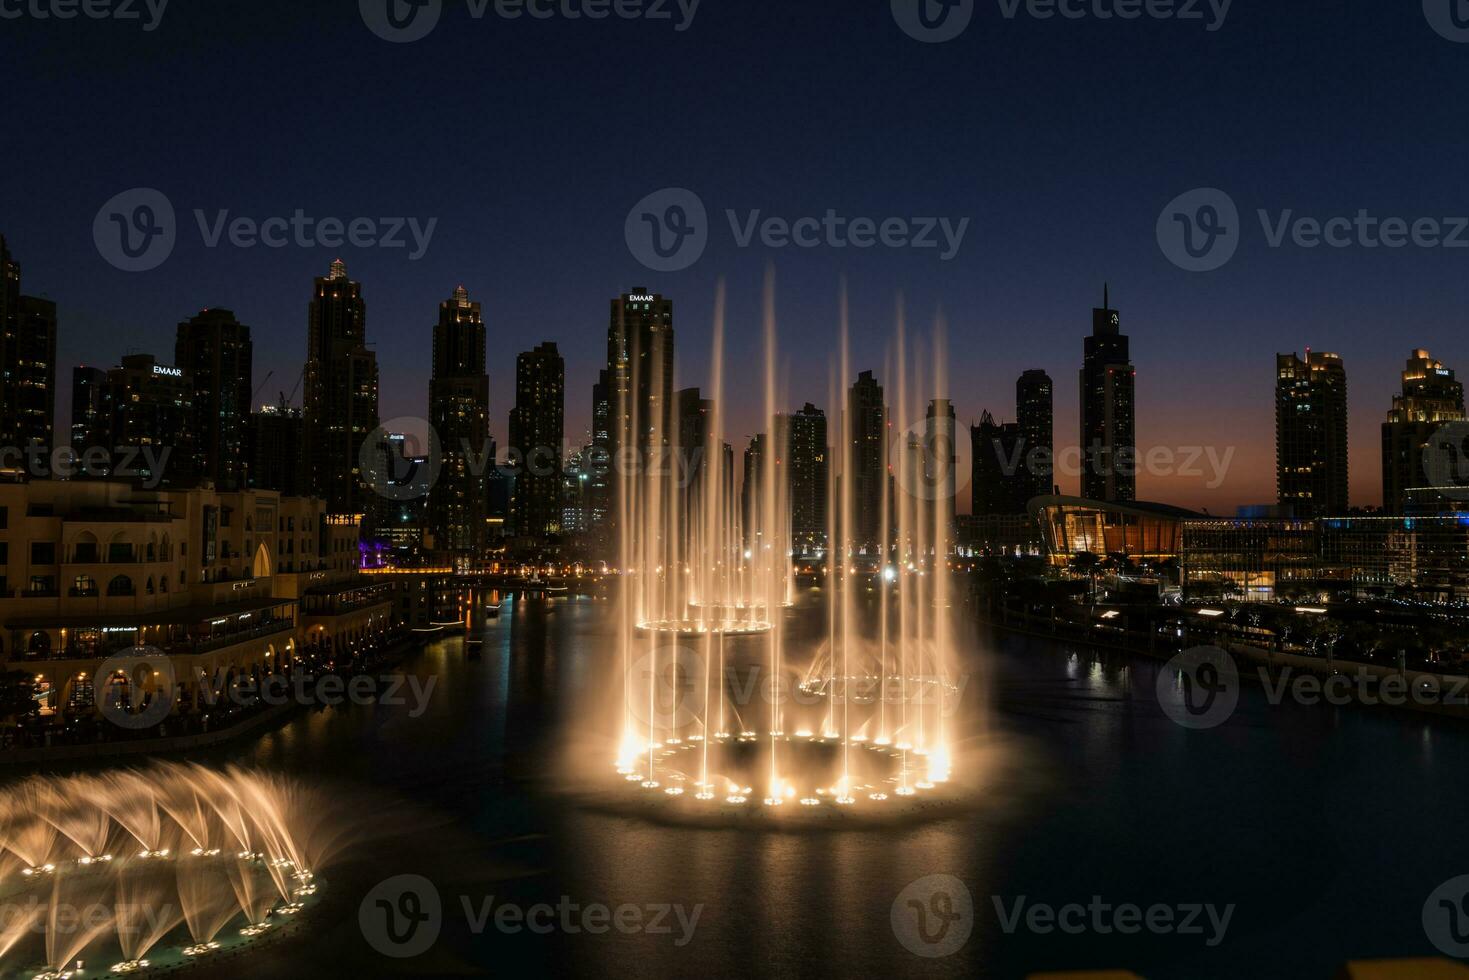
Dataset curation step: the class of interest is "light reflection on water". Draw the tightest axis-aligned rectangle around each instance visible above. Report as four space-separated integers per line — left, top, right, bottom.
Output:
18 592 1469 978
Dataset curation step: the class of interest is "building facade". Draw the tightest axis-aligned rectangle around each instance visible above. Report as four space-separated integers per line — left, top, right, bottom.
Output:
509 342 565 540
848 370 887 554
1080 287 1135 503
175 308 252 491
787 403 828 557
302 259 379 517
1276 350 1348 517
1381 349 1465 515
428 286 490 557
0 481 397 724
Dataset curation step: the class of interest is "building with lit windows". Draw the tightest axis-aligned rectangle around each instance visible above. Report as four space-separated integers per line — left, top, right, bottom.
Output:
1276 350 1348 517
0 481 397 723
1381 349 1465 515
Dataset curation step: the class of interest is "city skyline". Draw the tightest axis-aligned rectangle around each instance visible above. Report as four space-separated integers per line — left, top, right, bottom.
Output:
8 229 1468 516
9 7 1469 516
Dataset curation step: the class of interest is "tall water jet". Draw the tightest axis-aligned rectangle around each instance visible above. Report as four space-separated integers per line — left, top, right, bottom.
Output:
611 283 968 817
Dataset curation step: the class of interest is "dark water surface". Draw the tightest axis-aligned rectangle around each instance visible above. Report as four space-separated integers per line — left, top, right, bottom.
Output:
46 591 1469 979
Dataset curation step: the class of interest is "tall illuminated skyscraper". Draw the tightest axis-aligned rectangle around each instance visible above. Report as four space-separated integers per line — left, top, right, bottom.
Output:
786 403 828 557
1016 368 1054 502
302 259 379 516
428 285 490 556
1276 349 1348 517
1381 349 1464 514
509 342 565 539
848 370 887 554
175 308 252 491
1079 287 1135 502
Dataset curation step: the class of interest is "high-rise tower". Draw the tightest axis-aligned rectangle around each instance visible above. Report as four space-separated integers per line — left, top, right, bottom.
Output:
509 341 565 539
1079 286 1135 502
428 285 490 556
1276 349 1348 517
1382 348 1463 514
175 308 252 490
302 259 379 516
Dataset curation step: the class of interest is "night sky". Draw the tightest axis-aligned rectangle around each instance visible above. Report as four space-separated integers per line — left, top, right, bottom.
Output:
5 1 1468 512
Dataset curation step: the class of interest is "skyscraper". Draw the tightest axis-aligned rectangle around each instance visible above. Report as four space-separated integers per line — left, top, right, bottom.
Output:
509 342 565 539
588 369 612 538
1276 350 1348 517
71 366 109 454
102 354 196 487
787 403 828 557
1016 368 1054 502
302 259 379 516
607 289 674 497
971 411 1025 515
10 296 56 456
1382 349 1465 514
1080 287 1135 502
742 433 765 549
175 308 252 491
848 370 887 553
428 285 490 556
0 237 57 460
251 402 304 497
0 237 18 448
926 398 957 544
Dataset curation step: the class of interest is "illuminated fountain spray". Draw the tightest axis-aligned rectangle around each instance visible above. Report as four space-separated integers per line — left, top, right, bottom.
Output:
0 763 350 977
614 280 962 814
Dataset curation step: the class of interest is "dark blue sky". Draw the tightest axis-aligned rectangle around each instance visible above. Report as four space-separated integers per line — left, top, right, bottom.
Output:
4 0 1467 510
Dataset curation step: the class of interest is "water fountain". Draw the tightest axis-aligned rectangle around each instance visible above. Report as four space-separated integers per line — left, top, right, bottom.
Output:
611 280 967 818
0 763 349 978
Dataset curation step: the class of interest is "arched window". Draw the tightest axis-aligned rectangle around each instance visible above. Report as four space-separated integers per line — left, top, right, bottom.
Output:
107 575 134 597
159 576 168 593
27 631 50 656
73 531 99 564
72 575 97 597
145 577 155 595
